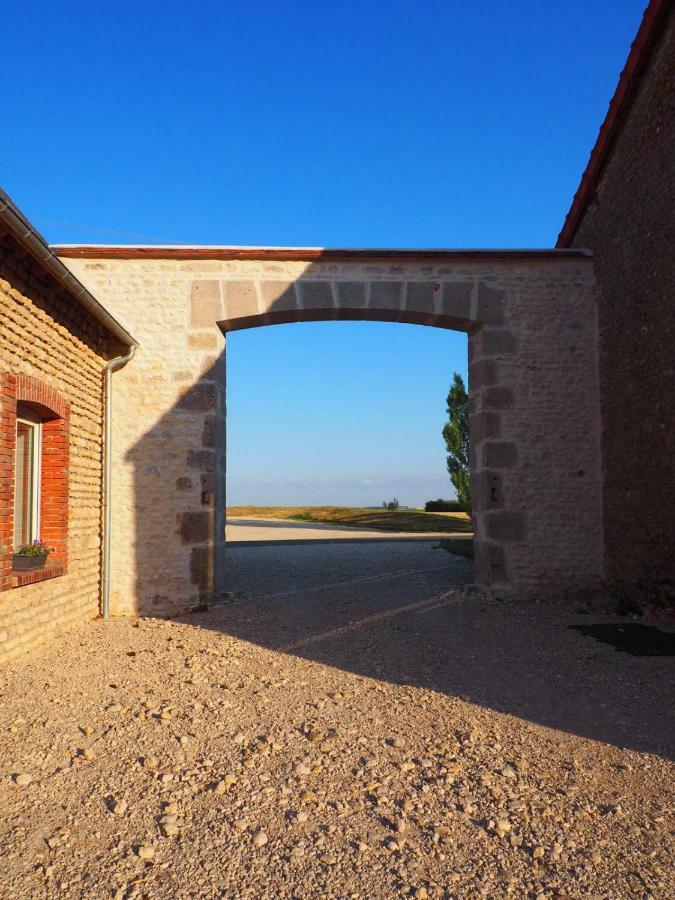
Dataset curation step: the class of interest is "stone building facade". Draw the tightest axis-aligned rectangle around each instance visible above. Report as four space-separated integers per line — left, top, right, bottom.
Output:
56 249 602 614
0 194 135 663
0 1 671 663
1 201 605 663
558 0 674 588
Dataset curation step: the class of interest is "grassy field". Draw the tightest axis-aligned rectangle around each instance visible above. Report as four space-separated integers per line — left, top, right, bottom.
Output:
227 506 473 534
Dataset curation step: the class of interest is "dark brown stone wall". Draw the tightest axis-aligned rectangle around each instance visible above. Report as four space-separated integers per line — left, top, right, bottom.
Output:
570 7 675 582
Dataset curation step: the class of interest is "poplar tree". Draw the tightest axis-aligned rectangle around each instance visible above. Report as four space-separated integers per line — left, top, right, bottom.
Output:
442 372 471 514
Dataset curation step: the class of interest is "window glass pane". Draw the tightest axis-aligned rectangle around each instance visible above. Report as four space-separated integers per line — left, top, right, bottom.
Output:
14 422 34 548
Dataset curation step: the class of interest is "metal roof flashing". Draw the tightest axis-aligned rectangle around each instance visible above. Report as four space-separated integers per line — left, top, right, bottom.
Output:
0 189 136 349
50 245 592 261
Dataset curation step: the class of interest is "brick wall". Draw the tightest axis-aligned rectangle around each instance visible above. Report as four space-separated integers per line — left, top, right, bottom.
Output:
569 6 675 584
0 232 115 662
0 373 71 589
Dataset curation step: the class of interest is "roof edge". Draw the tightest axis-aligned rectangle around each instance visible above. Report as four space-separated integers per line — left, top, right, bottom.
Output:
557 0 671 247
51 245 592 262
0 189 137 349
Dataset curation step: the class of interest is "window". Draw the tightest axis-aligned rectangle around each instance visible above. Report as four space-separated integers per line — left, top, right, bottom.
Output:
14 408 42 548
1 373 71 591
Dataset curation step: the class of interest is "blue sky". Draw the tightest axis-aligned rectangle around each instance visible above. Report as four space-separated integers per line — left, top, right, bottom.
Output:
3 1 644 506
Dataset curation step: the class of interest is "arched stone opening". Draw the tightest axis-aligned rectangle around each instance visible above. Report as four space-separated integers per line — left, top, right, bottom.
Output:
56 248 602 614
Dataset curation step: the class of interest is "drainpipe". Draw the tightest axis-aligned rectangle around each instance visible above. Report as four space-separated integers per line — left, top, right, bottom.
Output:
102 345 136 619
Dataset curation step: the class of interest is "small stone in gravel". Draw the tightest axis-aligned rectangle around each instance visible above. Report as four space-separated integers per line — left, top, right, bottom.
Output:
137 845 155 860
252 830 268 848
14 774 32 787
495 820 511 837
112 798 128 816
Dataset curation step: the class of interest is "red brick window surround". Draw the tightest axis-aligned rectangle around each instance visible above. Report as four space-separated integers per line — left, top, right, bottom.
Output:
0 374 70 591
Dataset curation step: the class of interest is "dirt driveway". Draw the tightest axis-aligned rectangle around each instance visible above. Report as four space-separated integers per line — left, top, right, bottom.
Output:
226 516 460 544
0 542 673 899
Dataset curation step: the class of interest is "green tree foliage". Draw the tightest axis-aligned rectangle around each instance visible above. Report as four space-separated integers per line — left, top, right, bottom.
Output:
442 372 471 514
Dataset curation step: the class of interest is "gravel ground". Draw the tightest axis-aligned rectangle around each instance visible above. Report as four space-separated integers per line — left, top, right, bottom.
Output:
0 542 673 899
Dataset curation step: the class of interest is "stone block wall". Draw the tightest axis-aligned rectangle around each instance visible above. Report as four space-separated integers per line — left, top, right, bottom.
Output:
468 266 603 597
57 257 227 617
0 233 115 663
569 5 675 584
61 250 601 607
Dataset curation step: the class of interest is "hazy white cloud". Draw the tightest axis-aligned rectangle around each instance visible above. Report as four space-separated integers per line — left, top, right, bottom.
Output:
227 472 455 508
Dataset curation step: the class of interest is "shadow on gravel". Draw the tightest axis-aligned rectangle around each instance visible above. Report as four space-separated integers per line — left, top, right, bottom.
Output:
179 543 675 762
571 623 675 657
228 518 352 531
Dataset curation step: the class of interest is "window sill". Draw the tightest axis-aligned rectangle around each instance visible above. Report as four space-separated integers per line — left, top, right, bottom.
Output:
12 563 66 588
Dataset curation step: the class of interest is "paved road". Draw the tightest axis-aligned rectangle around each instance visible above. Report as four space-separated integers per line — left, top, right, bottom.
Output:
226 515 469 545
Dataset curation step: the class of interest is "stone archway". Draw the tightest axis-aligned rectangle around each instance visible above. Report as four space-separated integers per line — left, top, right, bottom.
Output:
56 247 601 613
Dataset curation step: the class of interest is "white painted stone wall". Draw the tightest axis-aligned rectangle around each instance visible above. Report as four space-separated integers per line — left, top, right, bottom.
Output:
61 252 601 610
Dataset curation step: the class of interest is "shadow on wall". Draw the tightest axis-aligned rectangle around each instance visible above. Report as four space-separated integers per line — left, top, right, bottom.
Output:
125 350 227 615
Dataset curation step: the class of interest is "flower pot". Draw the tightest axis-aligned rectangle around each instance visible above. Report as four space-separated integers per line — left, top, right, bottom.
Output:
12 554 48 572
